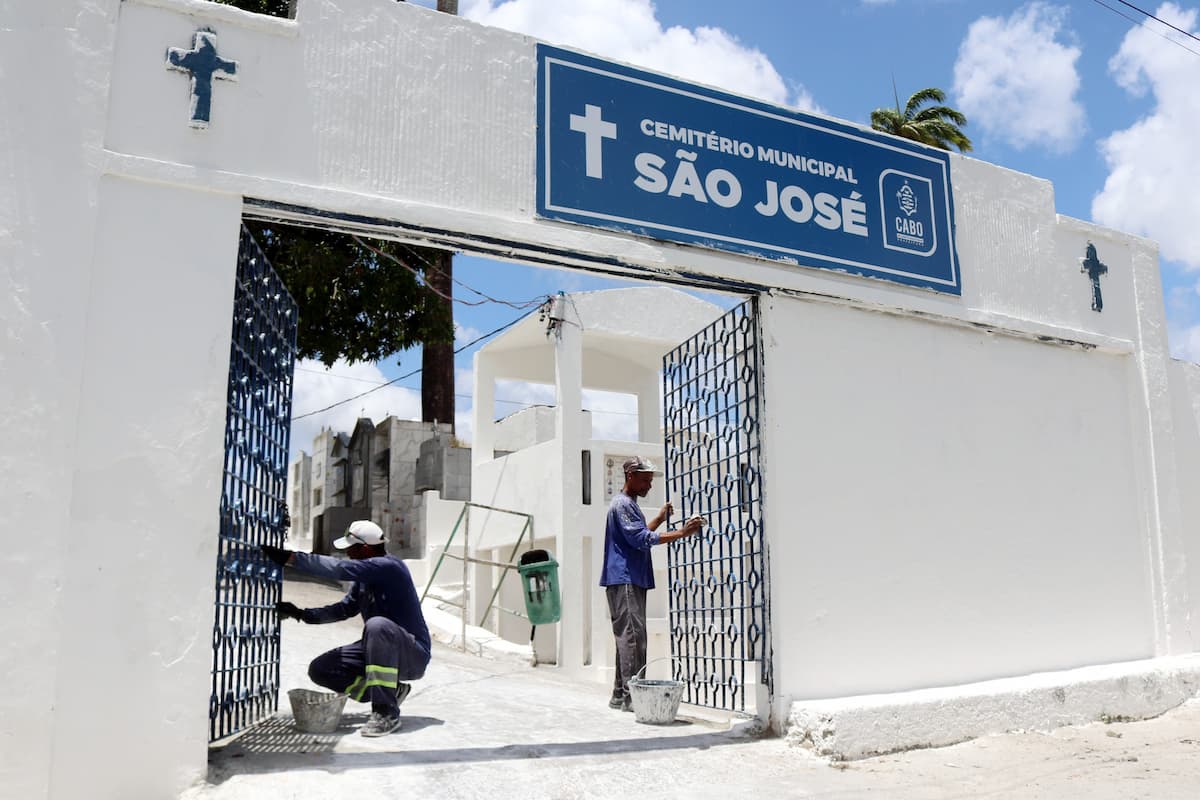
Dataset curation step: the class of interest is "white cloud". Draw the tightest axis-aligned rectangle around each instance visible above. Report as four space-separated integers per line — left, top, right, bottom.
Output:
454 408 476 445
460 0 819 111
290 359 421 456
953 3 1085 151
1172 322 1200 363
454 323 483 348
582 388 639 442
495 379 557 412
1092 3 1200 270
1165 275 1200 363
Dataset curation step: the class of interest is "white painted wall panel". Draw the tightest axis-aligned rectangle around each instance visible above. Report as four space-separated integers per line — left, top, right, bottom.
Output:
103 0 1141 348
951 158 1138 343
762 295 1155 700
0 2 117 797
109 0 535 220
1170 359 1200 639
48 177 241 800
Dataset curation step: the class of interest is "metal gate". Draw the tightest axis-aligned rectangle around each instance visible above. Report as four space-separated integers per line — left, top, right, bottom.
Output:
663 298 770 713
210 225 298 741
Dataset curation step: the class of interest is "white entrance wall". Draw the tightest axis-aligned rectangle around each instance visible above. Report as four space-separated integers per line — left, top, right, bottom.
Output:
4 0 1200 795
762 295 1153 699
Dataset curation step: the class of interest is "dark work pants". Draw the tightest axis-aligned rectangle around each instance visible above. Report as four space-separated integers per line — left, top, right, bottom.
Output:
307 616 428 716
606 584 648 703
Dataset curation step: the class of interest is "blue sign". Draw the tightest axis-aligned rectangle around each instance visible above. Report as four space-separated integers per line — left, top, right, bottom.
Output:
536 45 961 294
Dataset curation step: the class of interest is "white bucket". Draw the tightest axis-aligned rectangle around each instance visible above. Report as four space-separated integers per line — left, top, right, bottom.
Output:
287 688 348 733
627 659 684 725
628 678 684 724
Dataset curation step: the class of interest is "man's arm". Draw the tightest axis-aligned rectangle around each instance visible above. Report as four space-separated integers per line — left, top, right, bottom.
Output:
656 515 704 545
261 547 363 624
284 589 360 624
613 500 660 550
288 551 401 587
614 499 704 549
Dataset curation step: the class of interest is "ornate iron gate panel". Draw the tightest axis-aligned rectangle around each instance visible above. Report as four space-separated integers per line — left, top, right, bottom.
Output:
663 298 770 713
210 225 298 742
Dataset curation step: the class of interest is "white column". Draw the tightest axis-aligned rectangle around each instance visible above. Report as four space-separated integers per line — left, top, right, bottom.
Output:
1129 245 1194 655
471 352 496 469
553 296 586 672
635 367 661 444
57 178 242 799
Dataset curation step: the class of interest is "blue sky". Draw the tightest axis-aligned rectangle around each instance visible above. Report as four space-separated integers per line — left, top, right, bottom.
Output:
290 0 1200 455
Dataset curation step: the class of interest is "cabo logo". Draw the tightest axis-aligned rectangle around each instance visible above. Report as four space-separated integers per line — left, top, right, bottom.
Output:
880 170 936 256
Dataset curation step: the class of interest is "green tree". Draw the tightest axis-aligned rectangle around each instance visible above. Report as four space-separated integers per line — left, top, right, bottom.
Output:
244 222 453 369
870 87 972 153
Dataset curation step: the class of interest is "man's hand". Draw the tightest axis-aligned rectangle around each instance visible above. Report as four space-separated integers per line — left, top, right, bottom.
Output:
648 501 674 532
260 544 292 567
682 516 705 536
275 601 303 621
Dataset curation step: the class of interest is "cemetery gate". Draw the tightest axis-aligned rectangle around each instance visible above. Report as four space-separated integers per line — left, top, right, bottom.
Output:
209 225 298 741
663 298 772 713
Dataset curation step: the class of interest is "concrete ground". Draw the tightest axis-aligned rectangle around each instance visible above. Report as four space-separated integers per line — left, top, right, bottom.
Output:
184 579 1200 799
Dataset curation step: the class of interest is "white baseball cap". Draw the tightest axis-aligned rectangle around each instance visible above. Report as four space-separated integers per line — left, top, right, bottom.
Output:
333 520 385 549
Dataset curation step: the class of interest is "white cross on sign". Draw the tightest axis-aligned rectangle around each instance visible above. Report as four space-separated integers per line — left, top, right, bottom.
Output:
569 104 617 179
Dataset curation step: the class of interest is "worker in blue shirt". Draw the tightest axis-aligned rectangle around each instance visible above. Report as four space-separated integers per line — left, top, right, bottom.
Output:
262 520 431 737
600 456 704 711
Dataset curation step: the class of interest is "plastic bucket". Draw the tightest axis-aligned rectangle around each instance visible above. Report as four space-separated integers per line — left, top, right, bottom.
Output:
627 659 684 724
287 688 348 733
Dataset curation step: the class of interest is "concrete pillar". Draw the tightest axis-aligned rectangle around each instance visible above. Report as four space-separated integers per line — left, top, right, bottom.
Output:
635 367 661 444
472 353 496 468
553 295 586 672
56 177 242 799
1129 244 1194 655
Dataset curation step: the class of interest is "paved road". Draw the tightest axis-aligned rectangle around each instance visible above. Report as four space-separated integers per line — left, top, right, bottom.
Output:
184 579 1200 799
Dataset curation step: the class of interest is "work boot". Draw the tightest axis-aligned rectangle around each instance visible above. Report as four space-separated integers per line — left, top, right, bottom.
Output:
396 682 412 706
609 695 632 712
360 711 402 737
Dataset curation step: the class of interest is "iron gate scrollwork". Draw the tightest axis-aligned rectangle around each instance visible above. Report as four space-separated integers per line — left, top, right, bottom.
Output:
663 298 771 713
210 225 298 742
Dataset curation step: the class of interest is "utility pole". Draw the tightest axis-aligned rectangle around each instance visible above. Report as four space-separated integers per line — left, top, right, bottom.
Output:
421 0 458 432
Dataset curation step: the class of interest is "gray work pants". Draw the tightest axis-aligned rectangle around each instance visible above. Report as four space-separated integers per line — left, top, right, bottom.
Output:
606 583 648 702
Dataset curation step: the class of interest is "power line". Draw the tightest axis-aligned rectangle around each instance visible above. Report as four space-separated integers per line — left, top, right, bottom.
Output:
350 234 547 311
292 305 543 420
296 370 641 416
1094 0 1200 57
1111 0 1200 46
295 365 392 384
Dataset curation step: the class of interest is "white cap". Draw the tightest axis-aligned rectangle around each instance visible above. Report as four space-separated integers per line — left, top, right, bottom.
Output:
333 519 385 549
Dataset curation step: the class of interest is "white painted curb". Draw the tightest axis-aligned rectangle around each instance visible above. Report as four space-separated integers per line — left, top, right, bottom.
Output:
786 654 1200 760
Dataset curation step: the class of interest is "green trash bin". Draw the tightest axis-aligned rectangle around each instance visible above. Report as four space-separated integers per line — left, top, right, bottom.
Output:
517 549 561 625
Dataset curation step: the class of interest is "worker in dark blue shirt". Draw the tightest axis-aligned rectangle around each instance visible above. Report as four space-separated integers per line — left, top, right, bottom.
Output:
600 457 704 711
262 520 431 737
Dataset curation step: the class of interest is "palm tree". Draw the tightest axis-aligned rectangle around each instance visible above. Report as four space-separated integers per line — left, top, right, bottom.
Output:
870 86 972 153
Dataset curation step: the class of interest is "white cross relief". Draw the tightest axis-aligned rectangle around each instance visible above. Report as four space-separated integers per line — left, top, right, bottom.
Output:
569 104 617 179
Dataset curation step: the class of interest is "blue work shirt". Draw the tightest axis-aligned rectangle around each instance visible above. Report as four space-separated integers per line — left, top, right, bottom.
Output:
289 551 432 658
600 493 661 589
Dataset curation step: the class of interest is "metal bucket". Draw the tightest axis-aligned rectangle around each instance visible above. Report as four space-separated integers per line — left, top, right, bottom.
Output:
287 688 347 733
627 659 684 725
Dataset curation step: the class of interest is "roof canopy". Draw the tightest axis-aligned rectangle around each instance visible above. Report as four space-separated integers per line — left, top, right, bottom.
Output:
479 287 728 390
